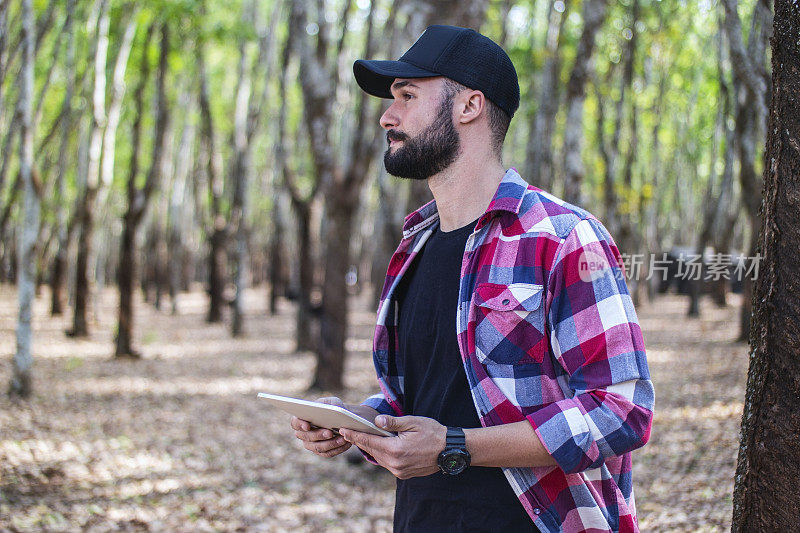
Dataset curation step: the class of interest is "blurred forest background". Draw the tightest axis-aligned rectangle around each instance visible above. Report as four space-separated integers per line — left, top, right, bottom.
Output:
0 0 777 530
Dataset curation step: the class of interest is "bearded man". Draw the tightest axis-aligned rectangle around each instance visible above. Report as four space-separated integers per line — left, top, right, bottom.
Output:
291 25 654 533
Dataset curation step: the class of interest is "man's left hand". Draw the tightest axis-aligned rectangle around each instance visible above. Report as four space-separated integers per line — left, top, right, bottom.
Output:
339 415 447 479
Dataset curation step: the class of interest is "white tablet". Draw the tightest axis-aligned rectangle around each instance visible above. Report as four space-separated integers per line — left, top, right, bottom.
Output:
258 392 394 437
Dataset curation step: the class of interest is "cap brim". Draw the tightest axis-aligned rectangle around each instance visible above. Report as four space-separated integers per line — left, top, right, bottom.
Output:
353 59 439 98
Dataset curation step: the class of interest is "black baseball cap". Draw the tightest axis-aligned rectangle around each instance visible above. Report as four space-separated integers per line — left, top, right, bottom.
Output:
353 25 520 119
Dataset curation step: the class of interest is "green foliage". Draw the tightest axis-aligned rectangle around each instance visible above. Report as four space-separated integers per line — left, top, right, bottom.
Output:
0 0 769 288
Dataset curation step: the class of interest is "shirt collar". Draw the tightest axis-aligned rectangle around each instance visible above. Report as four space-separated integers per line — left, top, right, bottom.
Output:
401 169 529 238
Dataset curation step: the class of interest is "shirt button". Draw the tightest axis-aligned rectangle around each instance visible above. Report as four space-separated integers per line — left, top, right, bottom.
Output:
533 508 541 515
502 298 510 306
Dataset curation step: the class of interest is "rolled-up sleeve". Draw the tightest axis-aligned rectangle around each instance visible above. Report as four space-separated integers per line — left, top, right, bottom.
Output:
361 392 397 416
526 218 654 474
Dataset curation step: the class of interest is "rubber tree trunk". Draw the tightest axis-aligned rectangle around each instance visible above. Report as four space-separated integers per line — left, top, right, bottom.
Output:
71 192 96 337
562 0 608 205
10 0 37 398
291 200 316 351
115 221 137 357
49 0 76 317
722 0 771 341
207 224 227 323
281 3 323 348
312 195 357 390
525 0 569 191
371 167 405 307
195 5 227 324
268 193 286 315
115 22 165 358
167 89 194 315
69 0 110 337
731 1 800 526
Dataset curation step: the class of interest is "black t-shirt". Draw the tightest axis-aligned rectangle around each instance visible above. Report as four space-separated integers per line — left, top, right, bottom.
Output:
392 220 535 532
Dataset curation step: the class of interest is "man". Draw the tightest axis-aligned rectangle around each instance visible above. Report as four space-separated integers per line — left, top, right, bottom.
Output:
291 25 654 533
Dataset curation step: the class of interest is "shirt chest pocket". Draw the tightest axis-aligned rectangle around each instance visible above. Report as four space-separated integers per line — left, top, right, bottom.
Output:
473 282 547 365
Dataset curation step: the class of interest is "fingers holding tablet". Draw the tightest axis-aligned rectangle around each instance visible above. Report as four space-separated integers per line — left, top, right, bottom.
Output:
292 419 352 457
287 396 352 458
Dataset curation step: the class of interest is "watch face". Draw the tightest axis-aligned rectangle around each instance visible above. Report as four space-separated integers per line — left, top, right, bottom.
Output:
438 450 469 475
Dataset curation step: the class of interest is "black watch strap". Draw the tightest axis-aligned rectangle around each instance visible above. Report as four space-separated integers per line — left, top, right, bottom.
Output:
445 426 466 448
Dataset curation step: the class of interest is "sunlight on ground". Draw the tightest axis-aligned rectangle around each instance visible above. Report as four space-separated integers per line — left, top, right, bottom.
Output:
1 285 748 532
55 375 311 396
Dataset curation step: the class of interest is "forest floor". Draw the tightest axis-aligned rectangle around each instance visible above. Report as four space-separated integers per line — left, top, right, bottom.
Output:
0 284 748 532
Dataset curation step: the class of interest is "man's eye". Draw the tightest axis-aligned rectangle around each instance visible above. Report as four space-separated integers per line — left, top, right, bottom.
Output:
402 93 414 101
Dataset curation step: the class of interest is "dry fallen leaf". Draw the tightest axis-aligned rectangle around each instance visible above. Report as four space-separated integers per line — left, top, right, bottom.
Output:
0 286 746 532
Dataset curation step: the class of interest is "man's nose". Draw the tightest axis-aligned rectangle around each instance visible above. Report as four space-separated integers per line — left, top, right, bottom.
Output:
380 102 398 130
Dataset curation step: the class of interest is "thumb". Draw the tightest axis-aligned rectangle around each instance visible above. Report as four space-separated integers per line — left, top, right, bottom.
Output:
316 396 344 408
375 415 415 432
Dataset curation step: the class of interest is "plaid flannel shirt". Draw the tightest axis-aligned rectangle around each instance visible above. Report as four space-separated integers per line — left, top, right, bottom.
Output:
363 169 654 533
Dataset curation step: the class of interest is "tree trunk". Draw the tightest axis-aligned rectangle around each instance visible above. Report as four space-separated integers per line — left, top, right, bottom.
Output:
614 0 640 259
312 196 357 390
0 2 7 109
229 35 251 338
291 200 316 351
371 167 405 307
692 23 738 312
115 22 166 357
10 0 37 398
167 89 194 315
49 0 76 316
115 23 152 357
562 0 608 205
525 0 569 190
196 21 227 323
70 193 95 337
268 191 286 315
207 225 227 322
731 1 799 527
100 9 138 192
722 0 771 341
69 0 110 337
231 0 279 334
115 220 137 357
280 3 322 348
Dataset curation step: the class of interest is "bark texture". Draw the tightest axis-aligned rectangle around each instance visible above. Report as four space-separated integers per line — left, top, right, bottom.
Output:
722 0 772 340
115 23 165 358
69 0 110 337
196 0 227 324
299 0 386 390
11 0 37 398
280 3 322 351
524 0 569 191
229 0 279 337
49 0 76 316
562 0 608 205
731 1 800 528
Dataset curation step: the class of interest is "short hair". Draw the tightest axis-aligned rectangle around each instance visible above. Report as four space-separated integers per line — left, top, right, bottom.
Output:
441 78 511 156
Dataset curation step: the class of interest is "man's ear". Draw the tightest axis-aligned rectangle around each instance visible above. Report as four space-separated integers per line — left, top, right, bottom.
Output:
456 90 485 125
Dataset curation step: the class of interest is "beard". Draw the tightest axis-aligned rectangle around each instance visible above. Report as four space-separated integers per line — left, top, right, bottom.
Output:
383 94 461 180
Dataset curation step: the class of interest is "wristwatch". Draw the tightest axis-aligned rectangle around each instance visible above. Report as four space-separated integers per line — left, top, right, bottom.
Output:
437 427 471 475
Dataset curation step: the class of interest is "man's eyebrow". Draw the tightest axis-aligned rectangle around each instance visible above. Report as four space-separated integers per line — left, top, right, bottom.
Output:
391 80 419 91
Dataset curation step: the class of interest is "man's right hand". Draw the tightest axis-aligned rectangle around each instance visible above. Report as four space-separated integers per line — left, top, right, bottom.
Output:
290 397 352 458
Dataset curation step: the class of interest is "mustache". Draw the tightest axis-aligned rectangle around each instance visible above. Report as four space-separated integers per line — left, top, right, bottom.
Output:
386 129 408 143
